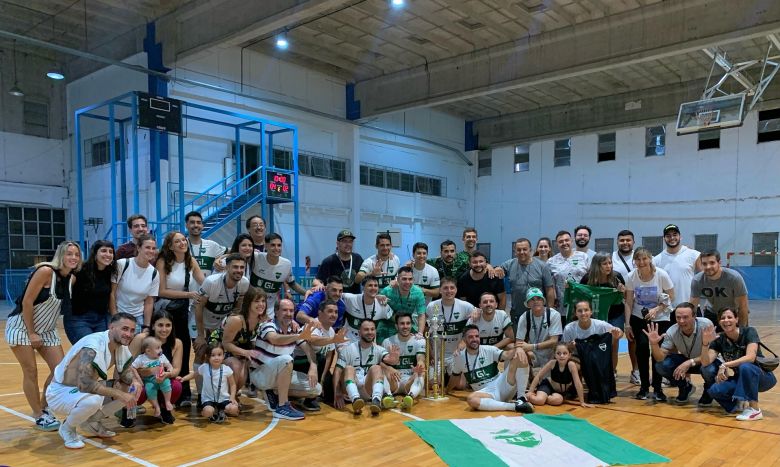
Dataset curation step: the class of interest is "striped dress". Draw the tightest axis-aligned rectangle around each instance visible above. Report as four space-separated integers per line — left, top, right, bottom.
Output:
5 268 71 346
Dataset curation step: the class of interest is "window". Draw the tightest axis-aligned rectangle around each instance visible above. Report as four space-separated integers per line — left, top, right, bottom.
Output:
277 146 348 182
359 164 445 197
757 108 780 143
298 154 310 176
478 150 492 177
476 243 491 263
694 234 718 252
554 139 571 167
642 236 663 255
23 99 49 138
594 238 614 254
597 133 616 162
698 129 720 150
752 232 778 266
84 135 121 168
368 167 384 188
514 144 530 172
7 207 66 268
645 125 666 157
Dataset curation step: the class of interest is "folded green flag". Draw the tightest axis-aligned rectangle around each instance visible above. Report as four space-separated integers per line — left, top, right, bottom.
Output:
563 281 624 321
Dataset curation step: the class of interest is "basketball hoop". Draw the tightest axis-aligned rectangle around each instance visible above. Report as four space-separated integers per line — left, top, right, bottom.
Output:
696 109 719 128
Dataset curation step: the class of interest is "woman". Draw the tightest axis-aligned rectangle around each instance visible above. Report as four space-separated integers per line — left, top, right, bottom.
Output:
581 253 626 371
534 237 553 262
155 231 204 406
129 310 184 425
111 233 160 330
65 240 115 344
624 247 674 401
218 287 268 395
700 307 776 421
217 233 255 279
5 240 81 431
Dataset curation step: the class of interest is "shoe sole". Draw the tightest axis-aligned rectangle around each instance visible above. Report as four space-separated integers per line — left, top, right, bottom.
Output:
352 399 365 414
737 415 763 421
402 397 414 410
64 442 85 449
369 404 381 415
382 398 396 409
273 412 304 421
36 425 60 432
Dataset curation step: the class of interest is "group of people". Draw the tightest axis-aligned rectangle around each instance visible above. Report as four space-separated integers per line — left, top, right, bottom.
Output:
4 215 776 450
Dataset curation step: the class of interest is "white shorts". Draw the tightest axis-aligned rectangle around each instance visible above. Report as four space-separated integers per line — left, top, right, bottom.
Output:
385 373 419 394
250 355 292 391
46 381 102 417
290 370 322 397
475 371 516 402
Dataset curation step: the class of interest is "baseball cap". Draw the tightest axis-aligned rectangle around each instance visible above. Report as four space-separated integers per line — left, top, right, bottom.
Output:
663 224 680 235
337 229 355 241
524 287 546 306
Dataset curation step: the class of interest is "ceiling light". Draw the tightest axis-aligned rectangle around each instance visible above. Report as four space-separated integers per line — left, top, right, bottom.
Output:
8 84 24 97
391 0 405 7
275 35 289 50
46 68 65 80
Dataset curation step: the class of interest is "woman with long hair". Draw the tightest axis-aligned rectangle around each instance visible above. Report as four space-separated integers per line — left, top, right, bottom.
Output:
218 287 268 394
581 253 626 370
110 234 159 329
65 240 116 344
155 231 204 406
4 240 82 431
624 247 674 401
215 233 255 279
534 237 553 262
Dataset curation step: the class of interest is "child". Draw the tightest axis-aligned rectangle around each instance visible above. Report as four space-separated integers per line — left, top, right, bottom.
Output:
526 343 592 408
131 336 174 418
180 342 239 423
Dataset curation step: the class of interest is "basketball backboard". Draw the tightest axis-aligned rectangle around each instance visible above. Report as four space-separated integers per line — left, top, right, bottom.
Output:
676 93 746 135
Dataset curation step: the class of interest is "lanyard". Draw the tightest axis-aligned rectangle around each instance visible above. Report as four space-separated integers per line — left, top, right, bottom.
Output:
358 345 374 368
190 241 203 261
464 349 479 374
361 296 376 320
340 255 353 277
442 302 455 323
531 312 546 344
681 321 698 358
209 364 223 400
223 275 236 305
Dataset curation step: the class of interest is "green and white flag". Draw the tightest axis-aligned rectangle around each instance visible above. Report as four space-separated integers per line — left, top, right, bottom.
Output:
406 414 669 466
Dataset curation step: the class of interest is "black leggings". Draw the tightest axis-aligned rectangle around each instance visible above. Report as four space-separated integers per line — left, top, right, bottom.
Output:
169 308 192 399
630 315 671 393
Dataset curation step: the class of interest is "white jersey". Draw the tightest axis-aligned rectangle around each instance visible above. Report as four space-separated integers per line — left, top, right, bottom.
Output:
426 298 473 354
250 252 294 318
336 341 388 371
359 254 401 289
198 272 250 329
654 246 699 305
342 293 393 341
382 334 425 377
254 321 299 364
112 258 160 321
467 309 512 346
412 263 440 303
293 326 335 359
452 345 504 390
189 239 226 275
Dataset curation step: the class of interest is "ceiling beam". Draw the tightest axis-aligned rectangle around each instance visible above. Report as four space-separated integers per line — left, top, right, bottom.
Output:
352 0 780 118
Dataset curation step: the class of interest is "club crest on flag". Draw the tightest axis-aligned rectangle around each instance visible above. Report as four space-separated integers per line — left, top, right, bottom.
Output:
492 429 542 448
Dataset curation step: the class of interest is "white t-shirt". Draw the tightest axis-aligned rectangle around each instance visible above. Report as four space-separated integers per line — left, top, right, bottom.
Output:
381 334 425 377
516 308 563 367
562 319 615 342
467 309 512 346
250 252 295 318
197 363 233 403
654 246 699 305
548 251 590 302
342 293 394 341
198 272 250 329
113 258 160 320
612 251 634 278
132 353 170 371
625 268 674 321
426 298 473 354
189 239 226 275
359 254 401 289
294 326 335 358
412 263 440 303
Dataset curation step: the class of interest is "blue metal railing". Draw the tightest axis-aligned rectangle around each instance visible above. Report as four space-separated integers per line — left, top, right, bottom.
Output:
3 269 32 304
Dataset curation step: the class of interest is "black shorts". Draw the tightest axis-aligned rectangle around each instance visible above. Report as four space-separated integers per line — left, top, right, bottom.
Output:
202 400 230 410
537 379 577 399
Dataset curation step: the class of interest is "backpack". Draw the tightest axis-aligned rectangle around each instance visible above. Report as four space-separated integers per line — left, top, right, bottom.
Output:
117 258 158 284
523 307 552 343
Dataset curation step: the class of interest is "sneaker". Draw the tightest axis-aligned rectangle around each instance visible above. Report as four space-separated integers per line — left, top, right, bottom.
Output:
35 412 60 432
401 395 414 411
369 398 382 415
351 398 365 415
135 405 147 415
635 390 648 400
58 422 85 449
301 398 321 412
514 397 534 414
274 402 305 421
653 391 668 403
382 396 397 409
160 409 175 425
630 370 640 385
697 393 714 407
80 420 116 438
265 390 279 410
178 399 193 409
215 410 226 423
736 408 763 421
676 382 696 403
662 378 672 388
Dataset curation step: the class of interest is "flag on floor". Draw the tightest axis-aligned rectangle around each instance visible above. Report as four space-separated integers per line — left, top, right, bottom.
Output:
405 413 669 466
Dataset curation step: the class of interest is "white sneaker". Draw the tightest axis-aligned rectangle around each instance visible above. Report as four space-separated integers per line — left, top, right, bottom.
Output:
80 420 117 438
736 408 763 421
630 370 640 385
58 422 85 449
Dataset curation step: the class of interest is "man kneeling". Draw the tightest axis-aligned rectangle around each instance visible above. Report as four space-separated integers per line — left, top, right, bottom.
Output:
447 324 533 413
381 313 425 410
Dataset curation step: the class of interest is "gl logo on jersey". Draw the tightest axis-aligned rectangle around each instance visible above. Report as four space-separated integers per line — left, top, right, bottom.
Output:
474 368 489 379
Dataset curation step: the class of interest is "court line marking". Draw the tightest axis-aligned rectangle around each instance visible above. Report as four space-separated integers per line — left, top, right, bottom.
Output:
176 417 279 467
390 408 424 421
0 404 159 467
0 392 24 397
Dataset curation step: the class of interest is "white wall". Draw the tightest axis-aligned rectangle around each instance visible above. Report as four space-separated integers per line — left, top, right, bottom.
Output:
475 110 780 266
0 131 68 208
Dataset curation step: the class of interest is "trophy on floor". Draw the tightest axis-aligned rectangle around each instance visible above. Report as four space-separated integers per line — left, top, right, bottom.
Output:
425 304 448 401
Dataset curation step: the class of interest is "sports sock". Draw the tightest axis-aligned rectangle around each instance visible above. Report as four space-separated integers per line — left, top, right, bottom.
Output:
409 377 423 398
345 380 360 401
515 367 530 400
478 398 515 411
372 380 385 401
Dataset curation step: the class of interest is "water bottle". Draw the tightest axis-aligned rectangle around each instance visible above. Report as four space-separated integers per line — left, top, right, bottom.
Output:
126 386 137 419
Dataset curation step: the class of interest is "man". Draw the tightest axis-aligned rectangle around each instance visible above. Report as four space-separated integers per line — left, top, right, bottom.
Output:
645 302 716 405
246 215 266 252
422 277 474 380
115 214 149 259
574 225 597 260
355 233 400 289
515 288 563 368
410 242 440 302
46 313 141 449
467 292 514 348
427 239 470 281
250 299 320 420
462 227 479 256
380 266 426 337
250 233 307 319
457 252 506 309
690 249 750 326
341 276 394 341
548 230 590 310
312 229 363 294
654 224 701 307
380 313 426 410
334 319 395 415
612 229 635 278
195 254 250 355
185 211 227 275
447 325 534 413
500 238 555 329
297 275 347 330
